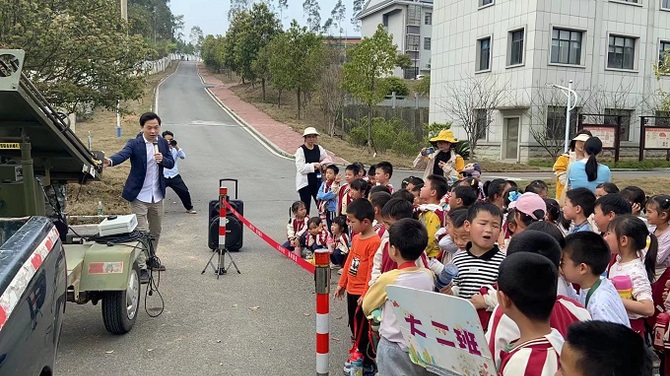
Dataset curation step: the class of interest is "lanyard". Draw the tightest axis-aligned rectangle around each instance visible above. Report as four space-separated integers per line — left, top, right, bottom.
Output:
584 279 602 308
398 262 416 270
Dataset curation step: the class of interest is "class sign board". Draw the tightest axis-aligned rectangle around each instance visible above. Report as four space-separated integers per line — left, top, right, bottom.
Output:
386 286 496 376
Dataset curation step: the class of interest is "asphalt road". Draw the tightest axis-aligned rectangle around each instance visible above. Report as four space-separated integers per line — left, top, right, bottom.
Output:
55 62 670 376
56 61 350 376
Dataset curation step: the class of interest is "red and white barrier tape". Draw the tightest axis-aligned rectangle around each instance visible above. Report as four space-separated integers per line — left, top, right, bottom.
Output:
0 227 60 331
221 199 315 274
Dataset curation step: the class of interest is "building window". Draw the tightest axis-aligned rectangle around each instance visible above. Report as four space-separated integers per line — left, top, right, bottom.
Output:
407 26 420 35
475 109 488 140
663 0 670 9
407 5 421 25
404 67 418 80
508 29 524 66
479 0 494 7
546 106 578 140
476 37 491 72
608 35 636 70
660 41 670 66
550 29 582 65
406 35 420 51
424 37 431 50
604 109 632 141
425 12 432 25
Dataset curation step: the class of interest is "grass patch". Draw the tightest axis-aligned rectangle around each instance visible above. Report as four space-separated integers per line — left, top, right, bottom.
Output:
66 62 178 216
528 158 670 170
211 69 556 171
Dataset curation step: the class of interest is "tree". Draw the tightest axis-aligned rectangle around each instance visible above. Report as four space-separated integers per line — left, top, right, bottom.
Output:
277 0 288 20
228 4 281 84
201 35 227 73
252 45 272 101
189 26 204 54
302 0 322 33
437 75 508 155
0 0 152 114
343 25 402 152
228 0 250 22
318 63 345 136
351 0 365 32
526 86 571 159
267 21 325 119
416 75 430 97
331 0 347 35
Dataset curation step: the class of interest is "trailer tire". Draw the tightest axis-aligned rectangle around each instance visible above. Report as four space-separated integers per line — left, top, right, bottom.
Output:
101 263 140 334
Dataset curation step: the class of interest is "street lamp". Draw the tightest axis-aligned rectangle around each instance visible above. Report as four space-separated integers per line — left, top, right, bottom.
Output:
548 80 579 153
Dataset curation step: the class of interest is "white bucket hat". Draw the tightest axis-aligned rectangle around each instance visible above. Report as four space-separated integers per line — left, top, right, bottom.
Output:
302 127 319 137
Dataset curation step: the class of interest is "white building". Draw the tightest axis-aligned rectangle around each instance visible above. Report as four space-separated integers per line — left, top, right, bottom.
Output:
430 0 670 162
358 0 433 79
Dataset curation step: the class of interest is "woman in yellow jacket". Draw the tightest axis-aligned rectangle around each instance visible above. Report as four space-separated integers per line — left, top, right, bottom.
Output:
553 130 591 201
413 129 465 181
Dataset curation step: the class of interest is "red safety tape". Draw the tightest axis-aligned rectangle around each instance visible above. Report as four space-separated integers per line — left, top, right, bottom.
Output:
221 199 315 274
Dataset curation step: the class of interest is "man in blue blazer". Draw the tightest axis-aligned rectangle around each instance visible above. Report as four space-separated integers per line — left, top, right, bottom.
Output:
105 112 174 282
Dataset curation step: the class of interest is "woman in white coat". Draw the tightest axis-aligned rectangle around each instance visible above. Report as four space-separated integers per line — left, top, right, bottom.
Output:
295 127 332 214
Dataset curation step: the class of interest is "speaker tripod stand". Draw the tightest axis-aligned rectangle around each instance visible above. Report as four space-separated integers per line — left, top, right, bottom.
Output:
201 246 241 279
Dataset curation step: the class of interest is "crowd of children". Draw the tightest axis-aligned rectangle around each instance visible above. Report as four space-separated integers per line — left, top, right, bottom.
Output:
281 158 667 375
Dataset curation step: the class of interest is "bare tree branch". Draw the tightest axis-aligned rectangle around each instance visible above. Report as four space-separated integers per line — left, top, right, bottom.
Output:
437 74 508 155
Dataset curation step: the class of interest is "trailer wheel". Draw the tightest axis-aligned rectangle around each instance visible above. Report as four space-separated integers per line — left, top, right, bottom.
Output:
102 263 140 334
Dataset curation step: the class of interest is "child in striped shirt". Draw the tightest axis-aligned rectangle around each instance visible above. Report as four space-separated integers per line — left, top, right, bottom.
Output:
497 253 563 376
448 202 504 300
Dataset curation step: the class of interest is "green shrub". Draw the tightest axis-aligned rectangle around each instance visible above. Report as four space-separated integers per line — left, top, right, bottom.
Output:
385 77 410 97
346 117 421 154
393 131 419 156
423 122 452 144
455 141 471 160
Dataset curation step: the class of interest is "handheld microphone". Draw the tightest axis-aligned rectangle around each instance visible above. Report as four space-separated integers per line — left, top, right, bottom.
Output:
152 140 160 164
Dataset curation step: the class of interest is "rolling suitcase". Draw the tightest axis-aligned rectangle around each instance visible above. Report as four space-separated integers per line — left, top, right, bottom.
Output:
208 179 244 251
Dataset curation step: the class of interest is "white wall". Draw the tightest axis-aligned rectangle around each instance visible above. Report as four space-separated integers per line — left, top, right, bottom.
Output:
431 0 670 161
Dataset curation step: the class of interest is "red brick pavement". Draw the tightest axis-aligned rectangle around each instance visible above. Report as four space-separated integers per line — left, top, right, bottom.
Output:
198 66 346 165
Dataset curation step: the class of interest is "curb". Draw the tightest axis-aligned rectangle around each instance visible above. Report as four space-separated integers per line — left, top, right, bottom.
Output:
204 86 295 160
153 60 180 113
197 68 347 164
195 66 295 160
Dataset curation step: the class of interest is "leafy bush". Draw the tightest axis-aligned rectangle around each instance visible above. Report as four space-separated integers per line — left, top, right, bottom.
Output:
422 122 452 144
393 131 420 156
415 75 430 96
455 141 471 160
385 77 410 97
346 117 422 154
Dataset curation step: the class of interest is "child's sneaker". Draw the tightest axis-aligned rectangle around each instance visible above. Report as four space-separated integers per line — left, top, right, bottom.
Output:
342 360 351 375
363 364 377 376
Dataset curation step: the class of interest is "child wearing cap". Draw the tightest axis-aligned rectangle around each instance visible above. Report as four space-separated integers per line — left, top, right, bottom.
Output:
413 129 465 181
508 192 547 235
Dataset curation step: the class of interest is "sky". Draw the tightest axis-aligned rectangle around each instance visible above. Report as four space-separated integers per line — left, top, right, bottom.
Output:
169 0 359 39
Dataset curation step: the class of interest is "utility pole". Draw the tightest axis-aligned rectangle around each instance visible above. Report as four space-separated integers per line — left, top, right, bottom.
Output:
117 0 128 138
120 0 128 22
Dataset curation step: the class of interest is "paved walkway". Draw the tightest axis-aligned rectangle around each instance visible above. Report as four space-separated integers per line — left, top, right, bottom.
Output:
198 66 346 164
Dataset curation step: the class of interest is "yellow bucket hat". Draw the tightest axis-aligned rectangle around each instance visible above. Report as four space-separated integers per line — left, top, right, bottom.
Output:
429 129 458 145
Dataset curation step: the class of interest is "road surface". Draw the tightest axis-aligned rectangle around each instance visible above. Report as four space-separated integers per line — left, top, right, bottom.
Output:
56 61 350 375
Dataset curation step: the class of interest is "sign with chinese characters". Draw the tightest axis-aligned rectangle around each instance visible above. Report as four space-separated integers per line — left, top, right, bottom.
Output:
582 126 616 148
386 286 496 376
645 127 670 149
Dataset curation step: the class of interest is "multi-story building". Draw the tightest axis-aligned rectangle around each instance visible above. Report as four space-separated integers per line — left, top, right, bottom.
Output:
430 0 670 162
358 0 433 79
